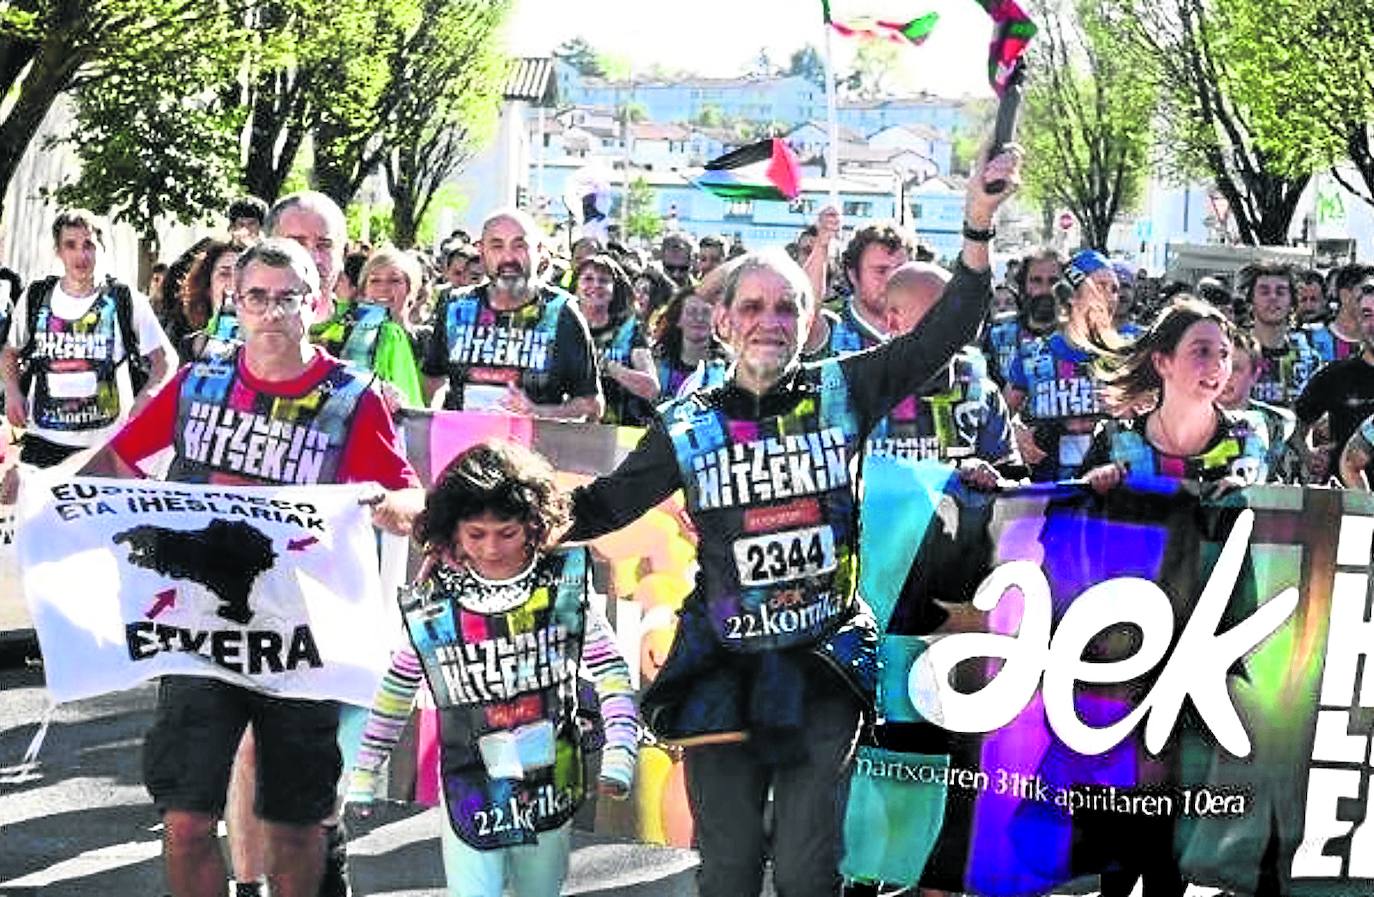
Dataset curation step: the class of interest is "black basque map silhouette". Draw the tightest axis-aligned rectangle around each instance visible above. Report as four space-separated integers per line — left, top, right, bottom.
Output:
114 519 279 624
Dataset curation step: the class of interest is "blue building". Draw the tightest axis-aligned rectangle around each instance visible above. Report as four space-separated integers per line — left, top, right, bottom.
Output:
562 66 828 127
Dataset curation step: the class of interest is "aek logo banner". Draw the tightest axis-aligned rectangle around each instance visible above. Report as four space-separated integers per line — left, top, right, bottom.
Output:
909 509 1298 758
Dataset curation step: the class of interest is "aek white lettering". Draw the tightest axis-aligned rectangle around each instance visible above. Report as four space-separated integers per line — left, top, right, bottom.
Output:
910 509 1298 757
692 428 848 510
182 403 332 484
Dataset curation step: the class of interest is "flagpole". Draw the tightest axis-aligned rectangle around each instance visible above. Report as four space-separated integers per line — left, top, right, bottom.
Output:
822 17 841 211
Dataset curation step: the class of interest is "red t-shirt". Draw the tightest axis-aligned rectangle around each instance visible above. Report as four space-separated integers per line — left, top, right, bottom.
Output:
111 348 418 491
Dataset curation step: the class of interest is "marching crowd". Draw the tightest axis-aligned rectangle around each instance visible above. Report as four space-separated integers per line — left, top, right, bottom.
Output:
1 123 1367 897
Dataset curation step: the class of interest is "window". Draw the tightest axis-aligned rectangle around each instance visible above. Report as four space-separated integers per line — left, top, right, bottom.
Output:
725 200 754 219
844 201 873 217
910 202 924 220
789 198 816 215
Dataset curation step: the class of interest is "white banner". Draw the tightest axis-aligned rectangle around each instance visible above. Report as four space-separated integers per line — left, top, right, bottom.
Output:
18 477 392 705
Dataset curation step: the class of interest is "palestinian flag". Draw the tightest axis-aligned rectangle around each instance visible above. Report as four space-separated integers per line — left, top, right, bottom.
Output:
827 10 940 47
973 0 1037 96
694 138 803 202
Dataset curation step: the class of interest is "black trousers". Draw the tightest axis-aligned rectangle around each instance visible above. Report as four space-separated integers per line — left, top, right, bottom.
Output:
684 683 862 897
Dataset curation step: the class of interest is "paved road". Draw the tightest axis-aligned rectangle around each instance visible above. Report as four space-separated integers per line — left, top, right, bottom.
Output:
0 661 699 897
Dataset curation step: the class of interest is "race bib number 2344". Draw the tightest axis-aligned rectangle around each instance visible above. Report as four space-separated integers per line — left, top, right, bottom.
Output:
732 525 836 587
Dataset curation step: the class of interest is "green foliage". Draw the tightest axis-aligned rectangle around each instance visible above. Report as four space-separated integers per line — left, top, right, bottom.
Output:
1020 0 1154 248
1101 0 1316 243
693 105 726 128
787 44 827 88
50 17 251 240
843 41 899 98
625 176 662 241
618 101 649 124
345 199 394 243
0 0 267 222
1213 0 1374 207
385 0 507 248
554 36 604 77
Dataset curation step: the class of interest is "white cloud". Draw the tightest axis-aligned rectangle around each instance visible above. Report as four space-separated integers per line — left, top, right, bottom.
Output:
504 0 996 100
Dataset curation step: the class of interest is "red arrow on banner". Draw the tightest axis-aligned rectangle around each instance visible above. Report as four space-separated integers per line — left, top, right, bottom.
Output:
146 589 176 619
287 536 318 552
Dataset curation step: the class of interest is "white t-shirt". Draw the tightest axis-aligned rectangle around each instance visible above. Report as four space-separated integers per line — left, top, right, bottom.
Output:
8 278 174 448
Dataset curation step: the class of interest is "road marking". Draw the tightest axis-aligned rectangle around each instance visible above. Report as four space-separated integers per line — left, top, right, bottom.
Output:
0 839 162 887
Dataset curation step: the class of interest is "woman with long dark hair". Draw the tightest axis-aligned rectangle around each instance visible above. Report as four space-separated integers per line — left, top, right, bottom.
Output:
575 254 659 425
1082 297 1269 492
180 239 243 360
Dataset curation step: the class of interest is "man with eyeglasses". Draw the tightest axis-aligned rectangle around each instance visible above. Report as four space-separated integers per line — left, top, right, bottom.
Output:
422 207 603 421
1294 270 1374 484
93 237 423 897
0 208 175 473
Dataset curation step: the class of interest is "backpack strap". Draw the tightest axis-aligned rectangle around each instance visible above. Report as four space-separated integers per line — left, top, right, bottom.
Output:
110 279 141 361
19 276 58 364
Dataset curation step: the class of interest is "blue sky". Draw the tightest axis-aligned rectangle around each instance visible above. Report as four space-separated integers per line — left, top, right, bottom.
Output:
505 0 997 99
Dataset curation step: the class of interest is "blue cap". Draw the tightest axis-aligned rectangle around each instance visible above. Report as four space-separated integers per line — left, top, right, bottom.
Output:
1064 250 1110 290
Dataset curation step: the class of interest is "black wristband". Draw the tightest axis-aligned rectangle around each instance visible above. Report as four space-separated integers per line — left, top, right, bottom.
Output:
963 221 996 242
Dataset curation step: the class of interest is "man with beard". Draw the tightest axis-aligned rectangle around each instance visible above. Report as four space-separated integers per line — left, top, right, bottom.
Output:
697 234 728 278
1306 263 1368 364
815 221 914 359
983 248 1062 386
1295 268 1374 483
422 208 602 421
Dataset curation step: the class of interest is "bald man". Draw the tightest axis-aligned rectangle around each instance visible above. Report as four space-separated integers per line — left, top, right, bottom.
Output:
422 208 603 420
864 261 1020 488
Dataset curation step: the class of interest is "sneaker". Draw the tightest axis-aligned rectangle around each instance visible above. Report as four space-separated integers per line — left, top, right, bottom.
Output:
317 822 350 897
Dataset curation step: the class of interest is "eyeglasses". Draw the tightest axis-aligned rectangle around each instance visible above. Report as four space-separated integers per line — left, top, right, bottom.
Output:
664 265 691 277
233 288 309 314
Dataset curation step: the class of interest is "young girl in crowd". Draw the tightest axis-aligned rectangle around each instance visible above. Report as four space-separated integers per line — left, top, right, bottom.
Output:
575 253 659 425
1083 297 1270 493
348 440 637 897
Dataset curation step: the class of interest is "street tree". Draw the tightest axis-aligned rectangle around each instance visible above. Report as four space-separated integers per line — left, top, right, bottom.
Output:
383 0 506 247
786 45 827 88
554 36 604 77
625 176 662 241
1106 0 1313 244
0 0 256 221
1215 0 1374 209
1021 0 1154 248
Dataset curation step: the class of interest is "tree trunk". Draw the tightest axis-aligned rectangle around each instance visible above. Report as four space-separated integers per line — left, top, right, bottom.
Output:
0 45 82 222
